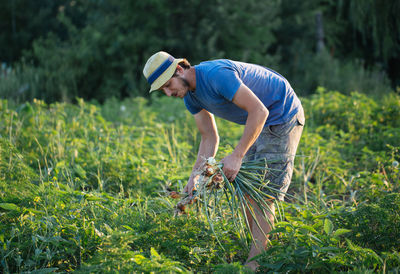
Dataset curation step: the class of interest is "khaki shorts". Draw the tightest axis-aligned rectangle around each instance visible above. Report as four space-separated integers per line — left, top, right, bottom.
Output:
244 107 305 201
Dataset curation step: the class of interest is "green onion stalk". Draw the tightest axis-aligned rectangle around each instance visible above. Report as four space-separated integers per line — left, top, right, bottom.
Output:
170 157 287 248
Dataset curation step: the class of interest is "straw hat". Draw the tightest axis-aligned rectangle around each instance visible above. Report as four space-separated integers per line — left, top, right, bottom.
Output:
143 51 184 93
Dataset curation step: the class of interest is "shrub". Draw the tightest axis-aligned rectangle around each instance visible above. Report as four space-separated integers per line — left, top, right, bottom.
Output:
335 193 400 252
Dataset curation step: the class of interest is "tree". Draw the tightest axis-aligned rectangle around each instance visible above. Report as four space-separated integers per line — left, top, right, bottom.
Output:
0 0 67 63
21 0 281 102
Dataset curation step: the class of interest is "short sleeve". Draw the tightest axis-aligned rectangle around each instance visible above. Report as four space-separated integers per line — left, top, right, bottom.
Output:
184 95 202 115
208 67 242 101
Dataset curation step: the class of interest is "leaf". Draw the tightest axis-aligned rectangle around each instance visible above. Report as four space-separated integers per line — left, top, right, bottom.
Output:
299 224 318 234
0 203 20 212
333 228 351 237
85 195 105 202
324 218 334 235
302 210 313 220
318 246 340 252
133 254 147 265
0 234 5 251
103 223 113 233
26 208 45 215
150 247 161 260
55 160 66 169
309 234 323 244
268 227 287 234
74 164 87 178
122 225 133 231
101 192 115 201
275 221 291 226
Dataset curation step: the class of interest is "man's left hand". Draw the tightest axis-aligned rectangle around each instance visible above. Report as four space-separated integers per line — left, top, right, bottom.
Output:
220 154 242 181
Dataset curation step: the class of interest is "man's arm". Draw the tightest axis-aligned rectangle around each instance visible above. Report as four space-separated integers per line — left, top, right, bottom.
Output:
221 83 269 181
183 109 219 196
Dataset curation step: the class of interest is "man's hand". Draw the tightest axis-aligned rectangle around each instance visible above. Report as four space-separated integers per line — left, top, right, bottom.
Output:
220 153 242 181
183 173 199 198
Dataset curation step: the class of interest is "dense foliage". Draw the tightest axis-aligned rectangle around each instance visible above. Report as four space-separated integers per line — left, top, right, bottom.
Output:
0 0 398 103
1 90 399 272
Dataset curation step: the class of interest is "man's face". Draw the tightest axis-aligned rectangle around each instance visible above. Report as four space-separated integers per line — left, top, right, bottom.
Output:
160 75 190 98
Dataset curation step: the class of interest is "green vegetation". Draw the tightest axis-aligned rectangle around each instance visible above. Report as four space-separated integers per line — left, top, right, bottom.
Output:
1 90 399 273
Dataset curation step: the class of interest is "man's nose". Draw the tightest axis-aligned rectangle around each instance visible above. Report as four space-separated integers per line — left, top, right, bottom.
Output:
164 89 173 97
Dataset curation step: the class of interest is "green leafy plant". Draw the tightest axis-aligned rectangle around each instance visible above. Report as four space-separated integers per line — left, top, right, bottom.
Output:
0 89 399 273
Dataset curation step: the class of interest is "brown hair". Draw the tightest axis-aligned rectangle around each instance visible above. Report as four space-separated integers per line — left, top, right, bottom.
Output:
178 59 191 69
172 59 191 76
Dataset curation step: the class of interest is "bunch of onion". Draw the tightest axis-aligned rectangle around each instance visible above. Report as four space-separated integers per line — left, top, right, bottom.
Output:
166 157 225 216
168 157 285 248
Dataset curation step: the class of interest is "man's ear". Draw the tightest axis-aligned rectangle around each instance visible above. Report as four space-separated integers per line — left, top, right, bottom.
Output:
175 64 184 75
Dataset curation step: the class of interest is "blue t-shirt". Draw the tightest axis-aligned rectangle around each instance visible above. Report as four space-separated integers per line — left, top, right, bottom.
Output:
184 59 301 126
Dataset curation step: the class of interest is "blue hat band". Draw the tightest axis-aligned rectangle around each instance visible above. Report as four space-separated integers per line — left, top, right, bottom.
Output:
147 56 174 85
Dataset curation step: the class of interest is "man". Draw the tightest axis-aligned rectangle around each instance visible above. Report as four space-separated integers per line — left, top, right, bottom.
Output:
143 51 304 270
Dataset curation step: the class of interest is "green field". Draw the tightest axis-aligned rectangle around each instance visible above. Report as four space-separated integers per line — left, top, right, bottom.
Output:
1 89 399 273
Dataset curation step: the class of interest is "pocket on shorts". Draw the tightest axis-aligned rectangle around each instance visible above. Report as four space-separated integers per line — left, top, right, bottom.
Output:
267 115 298 138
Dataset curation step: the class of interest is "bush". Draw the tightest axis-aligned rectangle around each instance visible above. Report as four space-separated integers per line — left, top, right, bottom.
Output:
335 193 400 252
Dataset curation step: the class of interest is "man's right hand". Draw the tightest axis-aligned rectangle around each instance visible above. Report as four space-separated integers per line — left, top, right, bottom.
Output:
183 173 199 198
